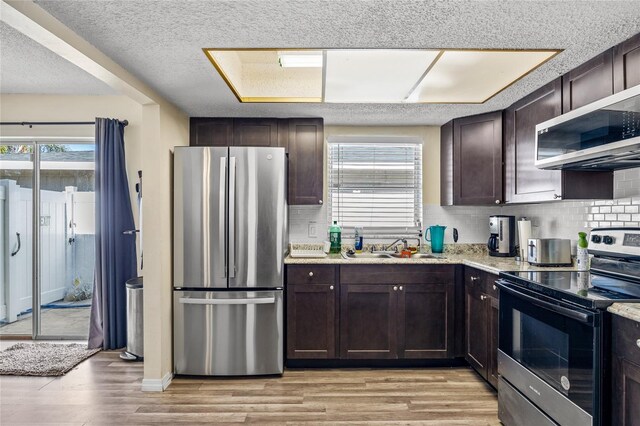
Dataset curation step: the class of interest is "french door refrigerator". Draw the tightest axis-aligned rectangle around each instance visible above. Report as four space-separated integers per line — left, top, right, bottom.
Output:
173 146 287 376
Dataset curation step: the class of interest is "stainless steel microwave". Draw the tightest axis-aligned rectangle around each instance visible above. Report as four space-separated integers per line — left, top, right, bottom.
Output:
535 85 640 170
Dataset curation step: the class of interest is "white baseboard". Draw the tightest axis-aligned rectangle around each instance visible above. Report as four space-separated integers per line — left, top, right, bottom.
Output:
141 371 173 392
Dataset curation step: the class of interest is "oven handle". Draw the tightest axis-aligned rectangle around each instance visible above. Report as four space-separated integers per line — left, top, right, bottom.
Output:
496 280 594 325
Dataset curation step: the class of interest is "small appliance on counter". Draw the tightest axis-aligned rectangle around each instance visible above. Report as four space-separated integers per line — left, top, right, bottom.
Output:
527 238 572 266
488 215 516 257
517 217 532 260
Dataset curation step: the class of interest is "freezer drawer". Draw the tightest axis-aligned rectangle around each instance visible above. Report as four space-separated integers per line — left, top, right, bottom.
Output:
173 290 283 376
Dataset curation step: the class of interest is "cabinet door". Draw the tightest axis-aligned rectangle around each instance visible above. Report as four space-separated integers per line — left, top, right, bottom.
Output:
453 111 502 205
286 284 337 359
233 118 279 147
340 284 397 359
612 356 640 426
487 295 499 389
397 282 454 359
614 32 640 93
440 120 454 206
465 274 488 378
562 49 614 113
612 314 640 426
288 118 324 205
504 79 562 203
189 118 233 146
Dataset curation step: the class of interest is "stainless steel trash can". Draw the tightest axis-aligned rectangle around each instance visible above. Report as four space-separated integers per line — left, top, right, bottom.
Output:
121 277 143 361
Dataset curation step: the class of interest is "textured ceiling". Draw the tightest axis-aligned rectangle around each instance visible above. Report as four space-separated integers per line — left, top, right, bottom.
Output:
25 1 640 124
0 21 114 95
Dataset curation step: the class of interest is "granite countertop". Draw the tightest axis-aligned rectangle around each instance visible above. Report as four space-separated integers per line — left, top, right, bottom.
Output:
285 244 577 275
608 303 640 323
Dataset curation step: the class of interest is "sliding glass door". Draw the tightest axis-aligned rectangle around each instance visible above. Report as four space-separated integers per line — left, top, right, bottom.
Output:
0 138 95 339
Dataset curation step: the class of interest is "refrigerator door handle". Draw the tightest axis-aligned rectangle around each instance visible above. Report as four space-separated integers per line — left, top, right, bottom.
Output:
229 156 236 278
218 157 227 279
179 297 275 305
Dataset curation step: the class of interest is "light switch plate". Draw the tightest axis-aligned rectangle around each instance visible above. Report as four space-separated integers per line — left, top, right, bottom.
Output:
308 221 318 238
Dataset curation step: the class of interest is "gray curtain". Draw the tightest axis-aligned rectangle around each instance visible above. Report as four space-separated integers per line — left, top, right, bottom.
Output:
88 118 137 349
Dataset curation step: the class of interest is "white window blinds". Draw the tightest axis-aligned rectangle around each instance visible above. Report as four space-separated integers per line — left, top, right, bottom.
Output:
328 138 423 231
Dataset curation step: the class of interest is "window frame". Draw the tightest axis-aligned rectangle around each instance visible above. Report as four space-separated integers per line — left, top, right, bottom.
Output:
327 135 423 235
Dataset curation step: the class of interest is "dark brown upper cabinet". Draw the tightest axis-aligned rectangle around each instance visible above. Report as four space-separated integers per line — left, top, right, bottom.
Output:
189 117 324 206
233 118 279 147
189 117 233 146
441 111 503 206
614 32 640 93
562 50 614 113
504 78 613 203
288 118 324 206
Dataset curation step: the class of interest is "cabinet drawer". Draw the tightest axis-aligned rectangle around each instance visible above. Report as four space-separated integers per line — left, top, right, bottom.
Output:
613 314 640 361
287 265 336 285
340 264 455 285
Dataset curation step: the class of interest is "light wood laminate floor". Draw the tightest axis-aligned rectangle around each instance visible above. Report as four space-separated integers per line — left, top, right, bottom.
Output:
0 350 499 425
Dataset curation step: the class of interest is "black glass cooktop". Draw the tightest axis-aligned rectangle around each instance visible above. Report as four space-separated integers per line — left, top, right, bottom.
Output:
498 270 640 309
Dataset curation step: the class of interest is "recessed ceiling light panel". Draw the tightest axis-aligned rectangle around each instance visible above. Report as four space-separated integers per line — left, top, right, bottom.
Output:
324 50 440 103
204 48 560 103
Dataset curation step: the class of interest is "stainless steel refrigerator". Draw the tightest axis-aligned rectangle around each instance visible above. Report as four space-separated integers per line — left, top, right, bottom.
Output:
173 146 287 376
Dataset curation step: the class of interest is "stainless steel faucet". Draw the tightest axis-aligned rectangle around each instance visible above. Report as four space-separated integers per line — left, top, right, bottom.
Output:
384 238 408 252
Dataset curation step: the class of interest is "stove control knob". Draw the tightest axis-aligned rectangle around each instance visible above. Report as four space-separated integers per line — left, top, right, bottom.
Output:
591 235 602 244
603 235 614 245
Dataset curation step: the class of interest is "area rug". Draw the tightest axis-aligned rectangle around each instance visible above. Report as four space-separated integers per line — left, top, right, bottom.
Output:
0 343 100 376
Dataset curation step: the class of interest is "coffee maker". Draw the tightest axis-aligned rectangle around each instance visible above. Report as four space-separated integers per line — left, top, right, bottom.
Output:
488 215 516 257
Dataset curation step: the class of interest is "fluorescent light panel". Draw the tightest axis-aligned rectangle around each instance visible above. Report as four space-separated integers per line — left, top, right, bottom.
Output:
278 51 323 68
204 48 560 103
324 50 440 103
410 50 558 103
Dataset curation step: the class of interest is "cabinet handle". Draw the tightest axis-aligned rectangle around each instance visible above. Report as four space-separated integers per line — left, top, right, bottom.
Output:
308 271 314 277
553 194 560 199
471 276 479 282
493 285 497 291
318 200 323 204
399 286 403 291
480 295 487 301
329 285 334 290
393 286 398 291
495 200 500 204
637 339 640 349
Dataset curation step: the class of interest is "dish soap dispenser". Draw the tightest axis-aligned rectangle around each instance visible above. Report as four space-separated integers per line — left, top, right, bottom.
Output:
577 232 589 271
329 221 342 254
354 226 363 253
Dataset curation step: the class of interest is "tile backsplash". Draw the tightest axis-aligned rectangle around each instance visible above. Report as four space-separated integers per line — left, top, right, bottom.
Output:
289 169 640 248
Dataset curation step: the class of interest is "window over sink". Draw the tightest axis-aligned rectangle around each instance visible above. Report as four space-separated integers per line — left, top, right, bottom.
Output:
327 136 423 233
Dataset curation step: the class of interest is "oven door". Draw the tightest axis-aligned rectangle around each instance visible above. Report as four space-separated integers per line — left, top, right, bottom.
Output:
496 280 601 426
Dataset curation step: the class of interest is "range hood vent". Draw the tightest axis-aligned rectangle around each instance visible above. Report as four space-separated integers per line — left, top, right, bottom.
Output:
535 85 640 171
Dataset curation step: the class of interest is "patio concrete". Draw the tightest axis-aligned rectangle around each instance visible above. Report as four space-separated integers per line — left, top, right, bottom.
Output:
0 301 90 337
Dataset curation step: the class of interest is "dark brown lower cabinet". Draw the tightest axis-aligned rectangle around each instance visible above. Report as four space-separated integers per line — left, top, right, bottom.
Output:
286 284 337 359
286 265 338 360
339 265 456 360
487 295 500 388
340 284 398 359
464 267 499 387
398 283 455 359
612 314 640 426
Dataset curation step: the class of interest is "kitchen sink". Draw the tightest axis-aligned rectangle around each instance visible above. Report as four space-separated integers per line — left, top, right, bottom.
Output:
342 251 446 260
342 252 394 259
